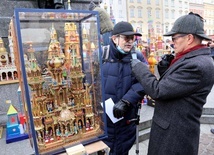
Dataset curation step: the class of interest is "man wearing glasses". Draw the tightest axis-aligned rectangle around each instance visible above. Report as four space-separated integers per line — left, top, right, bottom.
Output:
131 12 214 155
101 21 147 155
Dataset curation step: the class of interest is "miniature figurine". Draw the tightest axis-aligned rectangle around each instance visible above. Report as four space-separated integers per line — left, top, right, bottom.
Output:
37 131 43 143
64 127 69 137
45 130 50 143
86 119 90 131
47 103 53 112
86 119 93 131
49 129 54 141
73 122 79 134
71 98 75 106
56 128 61 140
78 121 82 131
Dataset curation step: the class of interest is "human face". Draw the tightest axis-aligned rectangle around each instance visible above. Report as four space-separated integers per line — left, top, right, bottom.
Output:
171 34 189 54
112 35 136 52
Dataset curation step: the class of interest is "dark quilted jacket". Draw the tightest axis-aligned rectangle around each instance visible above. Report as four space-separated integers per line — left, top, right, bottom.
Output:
102 40 146 154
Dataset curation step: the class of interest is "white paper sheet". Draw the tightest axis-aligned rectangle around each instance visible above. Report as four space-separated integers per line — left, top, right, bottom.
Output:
101 98 124 123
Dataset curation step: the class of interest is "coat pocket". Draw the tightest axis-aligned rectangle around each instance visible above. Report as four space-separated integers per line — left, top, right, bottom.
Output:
153 116 170 130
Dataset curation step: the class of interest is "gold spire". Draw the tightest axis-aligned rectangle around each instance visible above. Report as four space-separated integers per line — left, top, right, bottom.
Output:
0 38 7 53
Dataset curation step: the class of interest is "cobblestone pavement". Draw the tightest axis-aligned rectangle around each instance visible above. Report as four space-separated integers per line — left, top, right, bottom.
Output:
129 124 214 155
198 124 214 155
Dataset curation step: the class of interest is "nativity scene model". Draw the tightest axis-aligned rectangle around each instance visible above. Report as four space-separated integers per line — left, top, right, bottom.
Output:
11 9 106 155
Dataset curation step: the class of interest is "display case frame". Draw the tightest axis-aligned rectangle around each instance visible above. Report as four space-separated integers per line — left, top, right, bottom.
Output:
13 8 107 155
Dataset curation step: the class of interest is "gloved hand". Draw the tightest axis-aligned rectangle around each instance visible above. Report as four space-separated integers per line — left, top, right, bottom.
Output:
159 54 174 66
113 99 130 118
131 59 141 68
157 54 174 76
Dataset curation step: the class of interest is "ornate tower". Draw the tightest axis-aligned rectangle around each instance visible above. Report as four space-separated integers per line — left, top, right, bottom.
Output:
25 43 46 140
0 38 8 66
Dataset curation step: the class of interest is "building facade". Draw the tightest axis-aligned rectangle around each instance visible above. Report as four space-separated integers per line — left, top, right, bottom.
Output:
204 0 214 35
101 0 214 42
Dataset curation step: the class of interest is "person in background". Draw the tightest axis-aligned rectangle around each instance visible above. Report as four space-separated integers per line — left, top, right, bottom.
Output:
99 21 146 155
131 12 214 155
207 40 214 60
89 1 113 46
211 128 214 134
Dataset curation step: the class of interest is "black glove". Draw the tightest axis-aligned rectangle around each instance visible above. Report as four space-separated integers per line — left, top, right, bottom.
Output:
113 99 130 119
160 54 174 66
131 59 141 68
157 54 174 76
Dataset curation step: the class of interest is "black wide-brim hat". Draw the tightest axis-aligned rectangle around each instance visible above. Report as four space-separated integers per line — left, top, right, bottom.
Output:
112 21 142 36
164 12 211 41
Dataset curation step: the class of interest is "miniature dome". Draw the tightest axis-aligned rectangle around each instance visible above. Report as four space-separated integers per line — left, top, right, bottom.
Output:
58 103 75 122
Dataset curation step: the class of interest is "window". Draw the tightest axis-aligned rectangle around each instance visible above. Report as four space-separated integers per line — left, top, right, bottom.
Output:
165 10 169 19
137 0 142 3
147 9 152 18
171 10 175 19
130 8 134 18
165 25 169 33
156 24 161 33
147 0 151 5
165 0 168 6
179 10 182 17
155 0 159 5
137 21 143 33
185 2 188 9
130 22 136 30
119 10 122 18
138 9 142 18
179 1 182 8
171 0 175 7
130 0 134 2
156 9 160 19
118 0 122 5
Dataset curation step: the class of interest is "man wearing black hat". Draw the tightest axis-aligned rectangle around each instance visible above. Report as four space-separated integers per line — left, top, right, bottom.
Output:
101 21 147 155
131 12 214 155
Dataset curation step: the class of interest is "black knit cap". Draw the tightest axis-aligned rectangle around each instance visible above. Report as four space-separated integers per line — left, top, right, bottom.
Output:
112 21 142 36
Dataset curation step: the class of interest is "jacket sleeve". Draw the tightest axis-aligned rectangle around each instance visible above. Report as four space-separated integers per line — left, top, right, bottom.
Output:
132 58 212 100
122 51 146 105
122 82 145 105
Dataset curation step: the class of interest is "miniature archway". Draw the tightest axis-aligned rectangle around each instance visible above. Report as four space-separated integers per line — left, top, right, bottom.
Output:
13 71 18 79
8 71 12 80
2 72 6 80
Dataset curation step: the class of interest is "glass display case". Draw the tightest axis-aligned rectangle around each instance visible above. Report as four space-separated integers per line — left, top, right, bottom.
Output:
12 8 106 155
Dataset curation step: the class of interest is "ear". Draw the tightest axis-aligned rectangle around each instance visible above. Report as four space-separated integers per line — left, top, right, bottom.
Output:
112 36 118 44
188 34 195 45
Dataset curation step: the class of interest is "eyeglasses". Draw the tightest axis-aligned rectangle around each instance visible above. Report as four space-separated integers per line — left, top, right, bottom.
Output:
118 35 135 42
171 34 188 42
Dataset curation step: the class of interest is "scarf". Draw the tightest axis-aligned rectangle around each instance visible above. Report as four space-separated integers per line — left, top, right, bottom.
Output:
170 44 206 66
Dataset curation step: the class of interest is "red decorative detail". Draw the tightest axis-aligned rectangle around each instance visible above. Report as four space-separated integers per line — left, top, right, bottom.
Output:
11 117 15 123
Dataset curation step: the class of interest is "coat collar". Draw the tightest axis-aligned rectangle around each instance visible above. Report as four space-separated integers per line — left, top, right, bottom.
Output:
159 47 211 79
109 40 133 63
